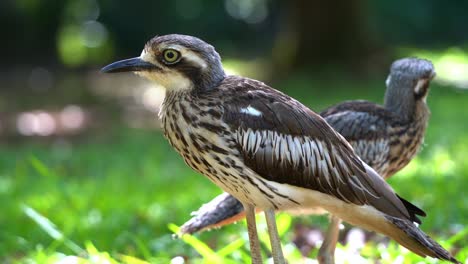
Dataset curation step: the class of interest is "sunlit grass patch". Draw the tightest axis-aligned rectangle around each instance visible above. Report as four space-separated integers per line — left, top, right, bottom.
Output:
222 58 271 80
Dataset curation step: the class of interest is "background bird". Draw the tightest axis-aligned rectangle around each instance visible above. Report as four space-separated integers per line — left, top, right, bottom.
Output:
101 35 458 264
178 57 436 263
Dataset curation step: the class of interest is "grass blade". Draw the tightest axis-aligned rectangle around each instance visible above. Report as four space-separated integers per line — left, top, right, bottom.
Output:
29 156 53 178
22 204 63 240
217 238 245 257
22 204 82 254
446 226 468 245
168 223 216 258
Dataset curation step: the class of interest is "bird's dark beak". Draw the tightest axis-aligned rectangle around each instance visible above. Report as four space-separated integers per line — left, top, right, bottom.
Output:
101 57 157 73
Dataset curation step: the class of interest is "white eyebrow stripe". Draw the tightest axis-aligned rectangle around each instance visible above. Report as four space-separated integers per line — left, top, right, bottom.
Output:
240 106 263 117
385 76 391 87
182 50 208 69
414 79 426 94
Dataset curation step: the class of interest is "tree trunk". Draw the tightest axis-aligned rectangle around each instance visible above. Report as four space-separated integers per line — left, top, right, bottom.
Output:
273 0 376 73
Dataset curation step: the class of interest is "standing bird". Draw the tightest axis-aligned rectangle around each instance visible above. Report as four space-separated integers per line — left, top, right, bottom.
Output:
178 58 437 263
101 35 459 264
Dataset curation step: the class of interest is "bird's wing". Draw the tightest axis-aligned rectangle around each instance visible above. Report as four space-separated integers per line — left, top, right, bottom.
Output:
221 77 423 223
320 101 396 174
320 100 398 142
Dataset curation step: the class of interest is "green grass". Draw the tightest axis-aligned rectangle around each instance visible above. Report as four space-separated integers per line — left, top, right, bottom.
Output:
0 76 467 263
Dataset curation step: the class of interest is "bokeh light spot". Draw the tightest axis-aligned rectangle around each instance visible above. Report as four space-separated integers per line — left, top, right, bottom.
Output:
17 111 57 136
17 112 38 136
81 20 108 48
57 25 87 66
60 105 85 130
224 0 268 24
170 256 185 264
36 112 56 136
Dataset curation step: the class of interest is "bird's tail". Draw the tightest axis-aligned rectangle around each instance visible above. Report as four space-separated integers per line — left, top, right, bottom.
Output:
383 215 460 263
179 192 245 235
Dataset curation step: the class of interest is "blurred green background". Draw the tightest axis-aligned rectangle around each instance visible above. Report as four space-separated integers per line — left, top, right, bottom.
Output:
0 0 467 263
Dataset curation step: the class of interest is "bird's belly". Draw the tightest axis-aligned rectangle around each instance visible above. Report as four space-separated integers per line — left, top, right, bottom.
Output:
262 179 393 233
197 154 292 209
257 179 337 213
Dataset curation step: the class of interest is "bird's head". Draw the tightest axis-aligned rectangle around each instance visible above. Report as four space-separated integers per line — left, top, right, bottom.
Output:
386 57 436 102
101 34 226 92
384 57 435 119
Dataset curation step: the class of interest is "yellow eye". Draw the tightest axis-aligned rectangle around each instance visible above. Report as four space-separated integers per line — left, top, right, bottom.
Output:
162 49 180 64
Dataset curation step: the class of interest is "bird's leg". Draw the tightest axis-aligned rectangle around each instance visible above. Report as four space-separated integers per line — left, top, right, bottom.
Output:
265 209 285 264
243 203 262 264
317 215 342 264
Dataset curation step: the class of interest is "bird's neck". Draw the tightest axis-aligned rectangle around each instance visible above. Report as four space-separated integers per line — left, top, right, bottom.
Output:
413 99 430 123
162 89 190 108
196 67 226 92
384 93 429 123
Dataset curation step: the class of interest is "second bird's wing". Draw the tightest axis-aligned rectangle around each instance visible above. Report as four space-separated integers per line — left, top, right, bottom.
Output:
320 100 396 141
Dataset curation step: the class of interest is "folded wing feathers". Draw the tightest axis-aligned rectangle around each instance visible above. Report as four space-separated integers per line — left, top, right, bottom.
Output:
237 128 380 206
